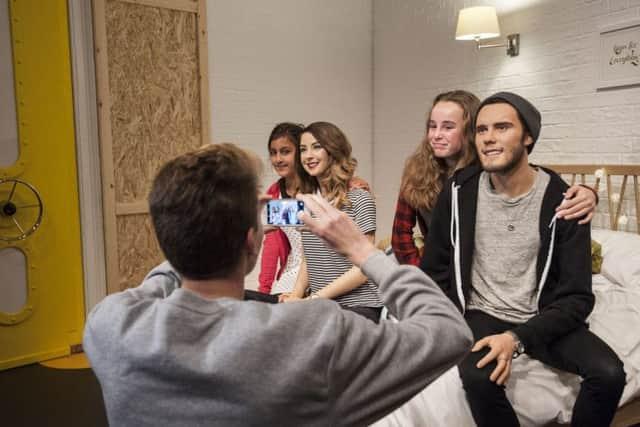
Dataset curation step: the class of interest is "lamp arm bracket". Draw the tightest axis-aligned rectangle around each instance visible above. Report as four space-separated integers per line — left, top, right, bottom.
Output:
474 33 519 57
477 42 506 49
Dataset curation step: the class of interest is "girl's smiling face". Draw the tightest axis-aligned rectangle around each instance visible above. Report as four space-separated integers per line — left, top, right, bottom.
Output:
269 136 297 179
299 132 330 178
428 101 465 162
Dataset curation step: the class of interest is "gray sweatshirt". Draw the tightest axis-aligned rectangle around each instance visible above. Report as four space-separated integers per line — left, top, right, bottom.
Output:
83 251 472 427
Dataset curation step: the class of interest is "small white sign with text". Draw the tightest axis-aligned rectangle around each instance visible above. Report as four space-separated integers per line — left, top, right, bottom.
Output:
598 19 640 90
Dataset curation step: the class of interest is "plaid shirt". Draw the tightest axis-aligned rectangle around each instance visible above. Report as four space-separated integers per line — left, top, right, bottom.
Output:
391 196 424 266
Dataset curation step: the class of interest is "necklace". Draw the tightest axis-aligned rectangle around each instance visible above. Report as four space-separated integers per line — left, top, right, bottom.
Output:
503 187 538 232
486 172 538 233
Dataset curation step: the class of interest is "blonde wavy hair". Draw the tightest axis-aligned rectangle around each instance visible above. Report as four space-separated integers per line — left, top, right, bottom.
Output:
399 90 480 211
298 122 357 209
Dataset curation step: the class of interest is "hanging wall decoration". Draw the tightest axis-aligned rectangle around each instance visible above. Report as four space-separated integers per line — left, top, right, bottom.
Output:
597 18 640 89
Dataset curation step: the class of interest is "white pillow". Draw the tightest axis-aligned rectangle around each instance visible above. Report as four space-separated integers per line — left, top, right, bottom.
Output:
591 228 640 288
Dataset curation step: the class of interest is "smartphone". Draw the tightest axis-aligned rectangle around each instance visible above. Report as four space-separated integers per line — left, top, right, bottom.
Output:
266 199 305 226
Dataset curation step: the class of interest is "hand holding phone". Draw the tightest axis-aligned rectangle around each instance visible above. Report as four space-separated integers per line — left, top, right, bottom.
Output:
266 199 305 226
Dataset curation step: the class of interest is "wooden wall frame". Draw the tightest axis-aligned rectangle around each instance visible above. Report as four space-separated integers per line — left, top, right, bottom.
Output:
93 0 210 294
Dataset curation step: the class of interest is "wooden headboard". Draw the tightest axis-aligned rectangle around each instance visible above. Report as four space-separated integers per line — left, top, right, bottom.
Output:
543 165 640 234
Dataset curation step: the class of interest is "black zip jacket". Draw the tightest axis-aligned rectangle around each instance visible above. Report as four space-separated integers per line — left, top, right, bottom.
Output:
419 163 594 355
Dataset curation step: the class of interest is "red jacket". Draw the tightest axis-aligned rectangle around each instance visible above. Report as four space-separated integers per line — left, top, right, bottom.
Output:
258 181 291 293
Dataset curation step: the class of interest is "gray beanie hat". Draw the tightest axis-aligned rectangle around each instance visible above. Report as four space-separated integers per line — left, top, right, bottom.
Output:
476 91 541 152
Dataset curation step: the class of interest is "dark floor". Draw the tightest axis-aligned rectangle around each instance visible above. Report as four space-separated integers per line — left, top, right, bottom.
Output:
1 362 639 427
0 363 108 427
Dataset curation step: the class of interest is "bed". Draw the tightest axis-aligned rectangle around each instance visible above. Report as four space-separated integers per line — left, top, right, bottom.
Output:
373 165 640 427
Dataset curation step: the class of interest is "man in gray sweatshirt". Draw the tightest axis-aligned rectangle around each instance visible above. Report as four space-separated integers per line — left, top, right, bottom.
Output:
83 143 472 427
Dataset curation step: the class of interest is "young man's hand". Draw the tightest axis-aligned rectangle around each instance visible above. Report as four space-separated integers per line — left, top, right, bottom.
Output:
296 193 377 267
472 333 518 385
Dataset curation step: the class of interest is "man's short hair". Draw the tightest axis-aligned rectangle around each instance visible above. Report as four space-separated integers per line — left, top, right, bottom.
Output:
149 144 262 280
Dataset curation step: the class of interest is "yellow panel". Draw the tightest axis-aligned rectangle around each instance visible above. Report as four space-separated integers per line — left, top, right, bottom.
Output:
0 0 85 370
39 352 91 370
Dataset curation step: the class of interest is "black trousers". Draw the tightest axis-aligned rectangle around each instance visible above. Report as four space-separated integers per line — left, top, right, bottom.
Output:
343 306 382 324
244 290 382 323
459 310 625 427
244 289 279 303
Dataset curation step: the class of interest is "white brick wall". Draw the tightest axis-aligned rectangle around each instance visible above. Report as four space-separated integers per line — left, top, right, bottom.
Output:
208 0 373 184
206 0 640 288
373 0 640 238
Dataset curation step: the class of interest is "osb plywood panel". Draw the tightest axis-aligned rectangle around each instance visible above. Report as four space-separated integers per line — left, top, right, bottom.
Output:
106 0 202 204
117 214 163 291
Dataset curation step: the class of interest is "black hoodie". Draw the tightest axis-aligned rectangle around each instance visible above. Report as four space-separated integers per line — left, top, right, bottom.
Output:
420 163 594 356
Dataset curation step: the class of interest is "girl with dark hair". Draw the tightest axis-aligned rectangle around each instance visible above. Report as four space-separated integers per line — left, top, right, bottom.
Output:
258 122 305 294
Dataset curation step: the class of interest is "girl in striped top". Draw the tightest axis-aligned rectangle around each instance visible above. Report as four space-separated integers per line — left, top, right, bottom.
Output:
281 121 383 323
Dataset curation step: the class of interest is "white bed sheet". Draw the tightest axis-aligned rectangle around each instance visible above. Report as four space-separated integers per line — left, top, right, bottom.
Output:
373 274 640 427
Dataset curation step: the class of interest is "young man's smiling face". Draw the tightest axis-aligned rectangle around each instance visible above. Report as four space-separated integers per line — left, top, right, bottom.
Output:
475 103 532 174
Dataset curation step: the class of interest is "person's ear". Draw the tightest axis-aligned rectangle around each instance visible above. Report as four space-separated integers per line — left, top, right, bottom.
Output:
245 227 259 257
523 133 533 148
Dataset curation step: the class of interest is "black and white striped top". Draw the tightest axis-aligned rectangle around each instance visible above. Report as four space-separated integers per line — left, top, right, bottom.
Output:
302 189 382 308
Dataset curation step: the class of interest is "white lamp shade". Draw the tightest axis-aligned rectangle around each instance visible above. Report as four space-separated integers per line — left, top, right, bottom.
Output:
455 6 501 40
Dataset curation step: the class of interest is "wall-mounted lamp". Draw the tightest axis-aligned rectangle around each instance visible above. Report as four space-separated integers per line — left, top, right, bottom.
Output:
455 6 520 57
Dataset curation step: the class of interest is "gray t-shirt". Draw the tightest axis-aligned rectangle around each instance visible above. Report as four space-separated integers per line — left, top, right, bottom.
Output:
468 169 550 323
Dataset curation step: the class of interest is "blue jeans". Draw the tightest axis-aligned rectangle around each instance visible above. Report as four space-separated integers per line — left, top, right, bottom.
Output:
459 310 625 427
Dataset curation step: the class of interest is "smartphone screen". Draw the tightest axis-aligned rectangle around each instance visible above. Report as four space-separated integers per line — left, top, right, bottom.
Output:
266 199 305 226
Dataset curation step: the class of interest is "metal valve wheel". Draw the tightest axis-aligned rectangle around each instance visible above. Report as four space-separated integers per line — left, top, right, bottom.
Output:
0 178 43 241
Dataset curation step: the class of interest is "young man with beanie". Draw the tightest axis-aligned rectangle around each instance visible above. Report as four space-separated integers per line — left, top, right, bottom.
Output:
420 92 625 427
84 143 473 427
